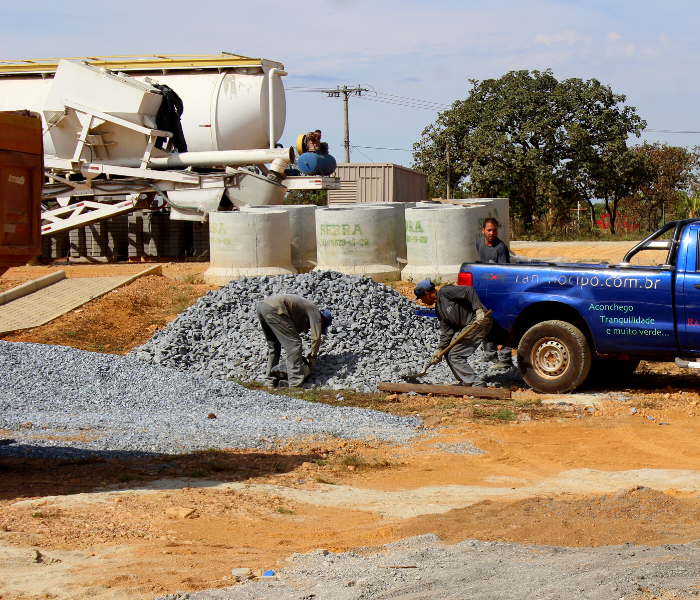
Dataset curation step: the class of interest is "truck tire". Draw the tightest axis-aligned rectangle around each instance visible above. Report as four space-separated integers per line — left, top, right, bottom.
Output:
517 320 592 393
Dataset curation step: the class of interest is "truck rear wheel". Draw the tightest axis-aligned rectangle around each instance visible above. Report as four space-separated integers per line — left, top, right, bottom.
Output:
517 320 591 393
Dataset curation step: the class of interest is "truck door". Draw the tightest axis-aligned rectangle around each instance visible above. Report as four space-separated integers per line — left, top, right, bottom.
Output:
678 226 700 355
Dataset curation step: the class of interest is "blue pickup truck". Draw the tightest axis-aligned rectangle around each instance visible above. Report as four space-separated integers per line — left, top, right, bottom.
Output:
458 219 700 393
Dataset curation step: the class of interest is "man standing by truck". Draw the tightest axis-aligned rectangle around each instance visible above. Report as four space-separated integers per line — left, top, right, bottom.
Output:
475 217 513 371
257 294 332 388
414 279 492 387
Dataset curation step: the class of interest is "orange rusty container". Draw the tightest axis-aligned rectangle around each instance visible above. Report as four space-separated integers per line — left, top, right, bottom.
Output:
0 111 43 275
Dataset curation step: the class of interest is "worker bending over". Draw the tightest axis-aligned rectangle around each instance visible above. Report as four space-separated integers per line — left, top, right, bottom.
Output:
475 217 513 371
257 294 332 388
414 280 492 387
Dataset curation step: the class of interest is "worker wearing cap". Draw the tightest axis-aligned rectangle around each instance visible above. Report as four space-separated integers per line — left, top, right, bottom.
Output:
256 294 332 388
413 280 492 387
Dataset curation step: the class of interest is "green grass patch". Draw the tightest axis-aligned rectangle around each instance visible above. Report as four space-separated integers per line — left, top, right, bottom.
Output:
513 398 542 408
472 407 517 421
32 511 61 519
342 455 366 467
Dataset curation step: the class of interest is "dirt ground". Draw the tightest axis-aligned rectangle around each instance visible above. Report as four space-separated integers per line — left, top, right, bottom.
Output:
2 243 700 600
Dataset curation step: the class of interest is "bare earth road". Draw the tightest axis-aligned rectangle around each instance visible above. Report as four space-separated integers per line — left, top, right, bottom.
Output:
2 242 700 600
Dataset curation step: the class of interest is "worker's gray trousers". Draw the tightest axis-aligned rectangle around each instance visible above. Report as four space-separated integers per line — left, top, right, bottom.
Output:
480 340 513 364
256 302 306 387
445 318 492 385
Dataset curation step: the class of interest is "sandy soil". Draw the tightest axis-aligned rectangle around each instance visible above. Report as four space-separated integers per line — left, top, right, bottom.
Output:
2 242 700 599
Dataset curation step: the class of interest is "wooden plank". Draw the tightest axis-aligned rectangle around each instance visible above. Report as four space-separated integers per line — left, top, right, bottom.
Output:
0 112 43 155
378 382 512 399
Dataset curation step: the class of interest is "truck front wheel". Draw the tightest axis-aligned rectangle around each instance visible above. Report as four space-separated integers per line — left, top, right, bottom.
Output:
517 320 592 393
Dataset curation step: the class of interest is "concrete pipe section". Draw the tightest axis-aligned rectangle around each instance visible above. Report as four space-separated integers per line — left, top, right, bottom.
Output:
402 205 482 283
204 210 296 284
332 202 415 263
457 198 510 246
314 206 402 282
241 204 318 272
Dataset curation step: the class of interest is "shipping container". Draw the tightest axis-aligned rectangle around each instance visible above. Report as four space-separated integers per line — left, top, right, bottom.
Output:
0 111 43 274
327 163 426 205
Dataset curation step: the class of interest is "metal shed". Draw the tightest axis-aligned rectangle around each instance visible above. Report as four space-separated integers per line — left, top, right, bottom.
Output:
327 163 426 205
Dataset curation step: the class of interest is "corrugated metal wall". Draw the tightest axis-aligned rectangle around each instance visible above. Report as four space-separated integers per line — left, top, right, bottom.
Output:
328 163 426 205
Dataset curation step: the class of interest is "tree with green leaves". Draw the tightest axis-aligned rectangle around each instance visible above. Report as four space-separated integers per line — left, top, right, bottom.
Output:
620 143 694 230
283 189 327 206
678 190 700 219
412 70 646 232
590 140 653 234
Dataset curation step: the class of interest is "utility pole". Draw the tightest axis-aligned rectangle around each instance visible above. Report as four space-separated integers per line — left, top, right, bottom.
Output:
318 85 369 163
445 141 451 200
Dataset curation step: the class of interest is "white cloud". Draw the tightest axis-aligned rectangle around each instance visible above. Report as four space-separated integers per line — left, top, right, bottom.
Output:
535 30 582 46
606 31 623 42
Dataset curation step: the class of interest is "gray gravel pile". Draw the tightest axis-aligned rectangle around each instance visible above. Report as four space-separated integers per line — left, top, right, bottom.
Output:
133 271 523 391
0 341 418 457
157 535 700 600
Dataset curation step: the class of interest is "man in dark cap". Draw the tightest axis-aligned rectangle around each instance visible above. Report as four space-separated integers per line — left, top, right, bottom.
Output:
257 294 332 388
413 279 492 387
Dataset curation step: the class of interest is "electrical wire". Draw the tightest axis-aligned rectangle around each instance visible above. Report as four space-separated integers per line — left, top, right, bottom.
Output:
349 146 375 162
373 92 450 109
287 86 450 111
644 128 700 134
355 96 445 111
352 145 414 152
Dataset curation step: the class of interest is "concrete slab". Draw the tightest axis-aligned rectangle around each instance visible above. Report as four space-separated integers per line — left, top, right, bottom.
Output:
0 265 161 335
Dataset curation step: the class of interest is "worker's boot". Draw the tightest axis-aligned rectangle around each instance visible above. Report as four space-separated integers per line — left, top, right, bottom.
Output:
490 361 513 371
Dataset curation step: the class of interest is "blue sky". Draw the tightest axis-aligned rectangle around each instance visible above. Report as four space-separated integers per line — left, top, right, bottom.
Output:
1 0 699 167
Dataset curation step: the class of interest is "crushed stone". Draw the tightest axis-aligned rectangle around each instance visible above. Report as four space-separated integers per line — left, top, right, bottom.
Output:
0 341 418 458
156 535 700 600
133 271 524 392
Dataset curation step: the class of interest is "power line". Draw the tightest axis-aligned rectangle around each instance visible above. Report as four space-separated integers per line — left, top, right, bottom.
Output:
644 128 700 134
312 85 370 162
350 146 375 162
374 92 450 109
357 96 446 111
289 87 450 110
353 145 413 152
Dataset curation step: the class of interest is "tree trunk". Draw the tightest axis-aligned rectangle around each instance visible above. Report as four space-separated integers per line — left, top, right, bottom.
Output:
609 194 619 235
604 197 616 235
584 200 596 228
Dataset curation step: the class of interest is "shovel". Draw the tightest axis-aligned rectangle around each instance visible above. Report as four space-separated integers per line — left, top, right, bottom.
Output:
401 309 492 381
